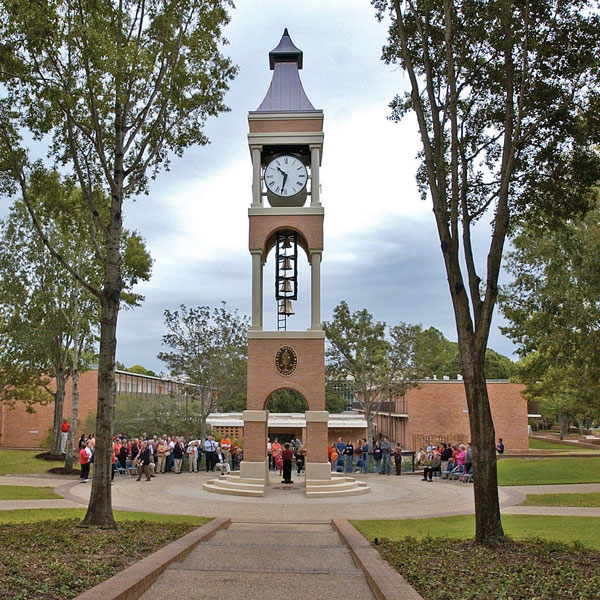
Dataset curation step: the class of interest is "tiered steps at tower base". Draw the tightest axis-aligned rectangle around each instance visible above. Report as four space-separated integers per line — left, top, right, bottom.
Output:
202 474 265 497
305 476 369 498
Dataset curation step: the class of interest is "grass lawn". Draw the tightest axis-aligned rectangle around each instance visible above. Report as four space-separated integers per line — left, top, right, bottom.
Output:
352 514 600 551
521 492 600 507
0 511 210 600
529 438 585 450
497 456 600 485
0 486 62 500
0 508 209 524
0 450 64 475
353 516 600 600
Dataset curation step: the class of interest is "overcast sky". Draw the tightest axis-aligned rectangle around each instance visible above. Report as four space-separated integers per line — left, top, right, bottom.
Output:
0 0 518 373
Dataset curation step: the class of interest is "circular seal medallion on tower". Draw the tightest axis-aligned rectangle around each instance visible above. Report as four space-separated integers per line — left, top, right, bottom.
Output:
275 346 297 376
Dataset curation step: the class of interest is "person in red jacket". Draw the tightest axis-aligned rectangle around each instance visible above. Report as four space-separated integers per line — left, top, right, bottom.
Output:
60 418 70 454
79 442 91 482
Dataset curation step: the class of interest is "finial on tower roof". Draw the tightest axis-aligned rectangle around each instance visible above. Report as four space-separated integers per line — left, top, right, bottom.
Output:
269 28 303 70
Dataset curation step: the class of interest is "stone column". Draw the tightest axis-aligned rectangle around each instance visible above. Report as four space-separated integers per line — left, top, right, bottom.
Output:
310 145 320 207
250 251 263 330
240 409 269 482
310 251 321 330
304 410 331 481
251 146 263 207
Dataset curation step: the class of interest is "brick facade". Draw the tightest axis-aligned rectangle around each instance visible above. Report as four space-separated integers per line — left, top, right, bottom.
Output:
247 338 325 411
248 214 323 258
0 369 99 448
374 380 528 451
248 118 323 134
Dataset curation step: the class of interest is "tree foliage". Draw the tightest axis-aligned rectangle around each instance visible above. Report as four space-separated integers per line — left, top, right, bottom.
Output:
0 0 236 526
372 0 600 544
413 326 515 380
323 301 420 448
500 199 600 434
158 304 249 439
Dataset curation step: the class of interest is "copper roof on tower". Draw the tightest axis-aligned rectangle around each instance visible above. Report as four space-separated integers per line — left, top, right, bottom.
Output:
254 29 320 114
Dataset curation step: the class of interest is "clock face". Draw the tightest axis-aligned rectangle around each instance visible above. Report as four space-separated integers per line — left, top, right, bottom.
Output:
264 155 308 198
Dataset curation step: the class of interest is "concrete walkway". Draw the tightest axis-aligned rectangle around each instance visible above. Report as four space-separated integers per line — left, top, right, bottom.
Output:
2 473 600 518
139 521 376 600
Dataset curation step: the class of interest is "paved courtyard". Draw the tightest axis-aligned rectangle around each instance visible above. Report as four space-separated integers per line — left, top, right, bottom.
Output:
4 471 599 520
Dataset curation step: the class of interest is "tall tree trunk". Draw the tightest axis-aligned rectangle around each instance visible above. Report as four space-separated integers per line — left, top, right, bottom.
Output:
65 291 81 474
50 367 66 456
462 360 504 544
559 414 568 440
82 290 118 527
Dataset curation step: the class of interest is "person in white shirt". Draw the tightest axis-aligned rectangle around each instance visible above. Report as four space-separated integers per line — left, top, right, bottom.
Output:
204 436 217 472
214 447 230 475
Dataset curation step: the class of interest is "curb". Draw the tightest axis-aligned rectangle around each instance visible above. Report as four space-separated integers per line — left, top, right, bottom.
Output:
331 518 423 600
73 517 230 600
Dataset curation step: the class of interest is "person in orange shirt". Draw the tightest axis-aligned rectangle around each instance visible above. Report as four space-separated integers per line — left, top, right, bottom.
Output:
271 438 282 472
220 436 232 468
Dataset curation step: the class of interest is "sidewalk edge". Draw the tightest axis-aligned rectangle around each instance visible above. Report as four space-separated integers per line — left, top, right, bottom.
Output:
73 517 231 600
332 518 424 600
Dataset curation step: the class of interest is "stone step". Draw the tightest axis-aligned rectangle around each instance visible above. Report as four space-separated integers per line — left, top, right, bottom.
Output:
141 571 375 599
179 545 357 572
306 476 356 486
305 485 371 499
209 529 342 547
216 475 264 485
306 481 361 492
229 522 332 532
201 481 264 497
208 478 264 490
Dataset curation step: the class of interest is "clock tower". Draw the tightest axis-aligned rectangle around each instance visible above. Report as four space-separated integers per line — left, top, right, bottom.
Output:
204 30 368 497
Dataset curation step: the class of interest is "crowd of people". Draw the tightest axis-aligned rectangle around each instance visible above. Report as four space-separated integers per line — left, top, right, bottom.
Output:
326 437 404 475
77 432 244 483
76 432 428 483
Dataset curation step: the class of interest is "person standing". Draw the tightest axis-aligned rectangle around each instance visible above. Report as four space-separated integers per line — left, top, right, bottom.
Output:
393 442 403 475
373 441 382 474
343 440 354 473
361 439 369 473
281 443 294 484
136 442 152 481
220 435 232 468
79 441 91 482
271 438 282 472
381 437 392 475
464 442 473 474
173 437 184 473
60 418 70 454
157 439 168 473
204 436 217 472
496 438 505 454
187 441 199 473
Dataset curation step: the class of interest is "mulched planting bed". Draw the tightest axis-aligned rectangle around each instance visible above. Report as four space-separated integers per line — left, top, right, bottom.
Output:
0 518 200 599
376 536 600 600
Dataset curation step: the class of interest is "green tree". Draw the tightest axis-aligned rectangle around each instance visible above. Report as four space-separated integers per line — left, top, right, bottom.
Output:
373 0 600 544
0 0 236 527
0 176 151 471
413 327 514 379
158 304 249 442
266 389 308 413
501 201 600 435
124 365 158 378
323 301 419 452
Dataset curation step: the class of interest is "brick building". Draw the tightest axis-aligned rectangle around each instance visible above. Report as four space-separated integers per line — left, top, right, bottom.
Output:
1 369 527 451
0 369 186 449
374 380 529 451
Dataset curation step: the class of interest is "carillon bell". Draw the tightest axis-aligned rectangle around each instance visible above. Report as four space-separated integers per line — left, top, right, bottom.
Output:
278 299 295 315
282 258 293 270
282 238 292 249
280 279 292 293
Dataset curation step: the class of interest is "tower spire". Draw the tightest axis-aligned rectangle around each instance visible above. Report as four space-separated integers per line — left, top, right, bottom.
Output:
255 29 319 113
